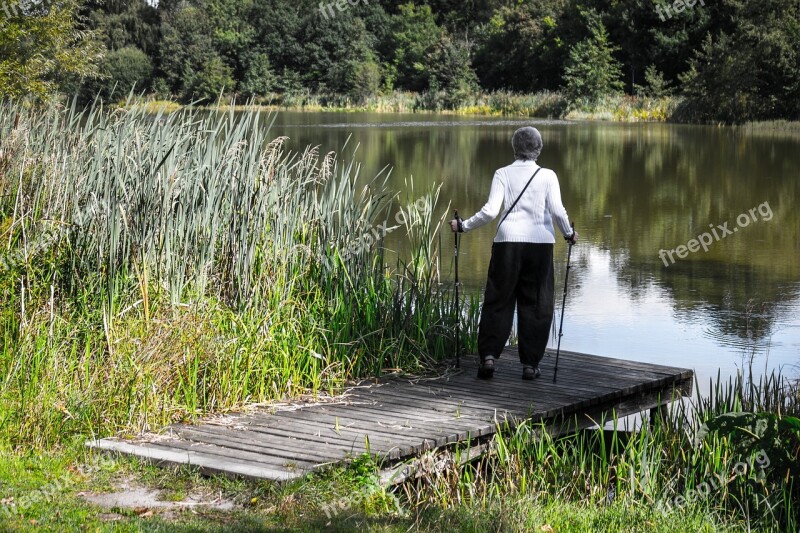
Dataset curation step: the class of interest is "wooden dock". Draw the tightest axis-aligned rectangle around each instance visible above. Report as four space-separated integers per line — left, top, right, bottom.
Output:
87 349 693 483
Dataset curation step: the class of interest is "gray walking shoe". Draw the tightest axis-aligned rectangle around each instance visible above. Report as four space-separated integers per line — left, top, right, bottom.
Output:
522 366 540 380
478 355 495 379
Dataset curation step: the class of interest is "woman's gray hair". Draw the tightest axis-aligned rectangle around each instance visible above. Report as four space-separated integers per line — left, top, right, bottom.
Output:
512 127 543 161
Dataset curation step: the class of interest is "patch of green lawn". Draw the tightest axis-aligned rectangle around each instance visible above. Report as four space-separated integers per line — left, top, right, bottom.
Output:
0 447 745 533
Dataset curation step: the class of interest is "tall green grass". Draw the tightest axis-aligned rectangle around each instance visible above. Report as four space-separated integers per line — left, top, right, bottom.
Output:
398 370 799 530
0 99 474 449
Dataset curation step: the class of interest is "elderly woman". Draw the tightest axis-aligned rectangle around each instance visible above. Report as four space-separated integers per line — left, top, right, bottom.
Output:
450 127 577 380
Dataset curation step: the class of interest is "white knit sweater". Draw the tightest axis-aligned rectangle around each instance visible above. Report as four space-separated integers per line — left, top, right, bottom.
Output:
462 160 572 243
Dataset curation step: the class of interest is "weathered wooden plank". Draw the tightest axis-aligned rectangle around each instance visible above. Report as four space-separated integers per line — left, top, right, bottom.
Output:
406 359 643 391
350 386 513 428
352 386 516 418
542 363 686 397
217 423 380 454
400 371 624 405
483 363 644 388
235 423 398 455
545 365 681 388
281 408 488 446
380 440 493 486
352 392 516 421
559 353 691 378
324 403 496 437
237 420 436 459
288 400 490 426
535 356 671 381
362 380 542 410
376 384 552 417
270 408 470 443
354 391 522 425
340 405 502 438
156 436 319 472
495 356 689 390
169 425 342 464
244 409 451 446
544 350 692 378
87 439 302 481
264 411 456 449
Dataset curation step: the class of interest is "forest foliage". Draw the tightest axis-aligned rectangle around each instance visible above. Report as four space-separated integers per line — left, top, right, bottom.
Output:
2 0 799 123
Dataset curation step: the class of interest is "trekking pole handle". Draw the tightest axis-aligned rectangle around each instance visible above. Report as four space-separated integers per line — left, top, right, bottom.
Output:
454 210 464 234
566 222 576 245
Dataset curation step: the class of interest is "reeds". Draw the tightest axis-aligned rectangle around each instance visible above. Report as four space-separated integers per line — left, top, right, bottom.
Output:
0 98 473 448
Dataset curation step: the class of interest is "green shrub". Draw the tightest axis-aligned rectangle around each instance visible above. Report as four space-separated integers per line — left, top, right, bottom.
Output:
562 20 623 109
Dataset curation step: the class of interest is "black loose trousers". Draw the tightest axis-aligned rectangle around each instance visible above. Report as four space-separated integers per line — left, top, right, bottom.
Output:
477 242 555 367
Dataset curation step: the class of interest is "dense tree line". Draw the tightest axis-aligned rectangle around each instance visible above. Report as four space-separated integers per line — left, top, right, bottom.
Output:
3 0 799 123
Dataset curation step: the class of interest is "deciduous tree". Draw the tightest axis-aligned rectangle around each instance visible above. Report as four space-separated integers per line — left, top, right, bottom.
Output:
0 0 103 100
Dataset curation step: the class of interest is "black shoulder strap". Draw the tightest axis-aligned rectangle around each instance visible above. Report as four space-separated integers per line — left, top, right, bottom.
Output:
496 167 542 234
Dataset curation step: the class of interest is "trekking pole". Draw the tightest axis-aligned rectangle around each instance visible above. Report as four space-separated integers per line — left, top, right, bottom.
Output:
553 222 575 383
454 210 462 369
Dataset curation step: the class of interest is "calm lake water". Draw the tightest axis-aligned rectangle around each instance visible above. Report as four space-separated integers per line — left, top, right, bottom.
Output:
269 111 800 384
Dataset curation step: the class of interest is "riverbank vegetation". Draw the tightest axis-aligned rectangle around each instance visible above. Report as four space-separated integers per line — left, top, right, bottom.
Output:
1 101 798 530
3 0 799 124
225 90 677 123
0 101 475 449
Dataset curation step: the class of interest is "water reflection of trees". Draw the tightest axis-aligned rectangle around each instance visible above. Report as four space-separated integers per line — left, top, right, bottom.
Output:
273 115 800 344
652 259 797 344
546 125 799 343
